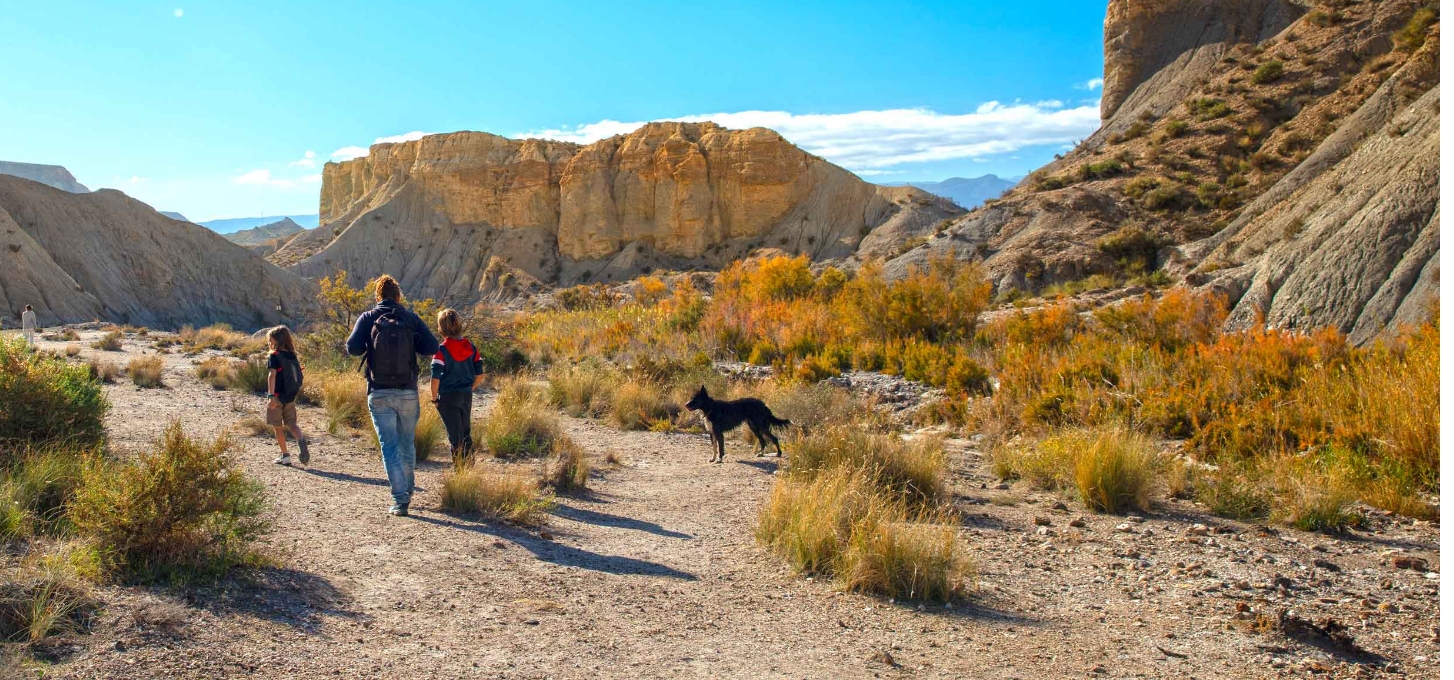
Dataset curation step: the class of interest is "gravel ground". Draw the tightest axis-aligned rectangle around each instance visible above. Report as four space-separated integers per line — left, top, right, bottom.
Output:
12 329 1440 679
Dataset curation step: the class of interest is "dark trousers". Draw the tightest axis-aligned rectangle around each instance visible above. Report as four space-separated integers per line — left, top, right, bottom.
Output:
436 391 474 464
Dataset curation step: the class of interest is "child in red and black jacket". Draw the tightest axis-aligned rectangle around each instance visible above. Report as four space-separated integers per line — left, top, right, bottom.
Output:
429 309 485 465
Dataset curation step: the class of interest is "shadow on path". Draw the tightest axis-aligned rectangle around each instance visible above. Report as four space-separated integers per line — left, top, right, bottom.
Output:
554 504 693 539
735 459 780 474
412 514 699 580
180 566 361 632
300 467 389 487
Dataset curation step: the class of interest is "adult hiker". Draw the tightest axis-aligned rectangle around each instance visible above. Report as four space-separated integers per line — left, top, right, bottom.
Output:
20 305 37 347
346 275 440 517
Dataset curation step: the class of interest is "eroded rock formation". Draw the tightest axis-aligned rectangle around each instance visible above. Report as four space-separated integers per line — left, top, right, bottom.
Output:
281 122 961 301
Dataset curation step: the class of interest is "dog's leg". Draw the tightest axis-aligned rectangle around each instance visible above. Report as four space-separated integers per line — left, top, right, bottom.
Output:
769 430 784 458
750 424 768 457
716 430 727 463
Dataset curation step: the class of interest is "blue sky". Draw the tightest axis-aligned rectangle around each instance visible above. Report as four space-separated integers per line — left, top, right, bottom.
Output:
0 1 1108 221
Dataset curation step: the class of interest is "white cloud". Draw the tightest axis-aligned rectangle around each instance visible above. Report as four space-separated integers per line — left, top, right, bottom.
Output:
520 103 1102 171
127 176 150 183
288 150 318 168
173 8 183 18
331 145 369 160
375 131 428 145
1077 77 1105 90
232 169 319 189
329 132 433 161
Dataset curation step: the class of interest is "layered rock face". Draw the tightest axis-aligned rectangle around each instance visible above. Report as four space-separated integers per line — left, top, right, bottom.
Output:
283 122 961 300
1101 0 1303 121
0 175 313 329
891 0 1438 343
0 161 90 193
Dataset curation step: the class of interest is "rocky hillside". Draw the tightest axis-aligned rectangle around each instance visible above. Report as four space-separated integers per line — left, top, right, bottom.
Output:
0 175 313 329
0 161 89 193
888 0 1438 343
225 217 306 247
276 122 962 301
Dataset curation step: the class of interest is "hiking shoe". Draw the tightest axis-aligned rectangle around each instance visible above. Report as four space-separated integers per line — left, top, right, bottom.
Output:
297 440 310 465
388 504 409 517
273 454 291 466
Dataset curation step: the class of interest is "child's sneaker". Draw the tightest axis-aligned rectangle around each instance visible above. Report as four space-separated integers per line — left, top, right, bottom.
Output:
298 440 310 465
273 454 291 466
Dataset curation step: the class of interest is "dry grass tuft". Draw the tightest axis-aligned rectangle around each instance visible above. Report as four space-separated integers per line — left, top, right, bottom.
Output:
541 439 591 492
91 331 123 352
546 362 621 417
480 377 562 458
609 378 676 431
757 466 970 602
414 407 446 462
127 356 165 388
440 463 553 523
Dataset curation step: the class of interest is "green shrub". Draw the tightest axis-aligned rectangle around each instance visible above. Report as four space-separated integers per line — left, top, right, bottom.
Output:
1394 7 1437 52
229 356 270 393
0 445 95 540
1077 160 1125 181
69 422 268 582
1187 98 1231 121
0 337 108 447
1250 60 1284 85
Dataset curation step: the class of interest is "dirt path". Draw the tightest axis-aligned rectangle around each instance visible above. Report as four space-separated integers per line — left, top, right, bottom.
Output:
26 330 1441 679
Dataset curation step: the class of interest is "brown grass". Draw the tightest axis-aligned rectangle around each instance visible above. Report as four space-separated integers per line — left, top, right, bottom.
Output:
540 439 591 492
440 463 553 523
127 356 165 388
480 377 562 458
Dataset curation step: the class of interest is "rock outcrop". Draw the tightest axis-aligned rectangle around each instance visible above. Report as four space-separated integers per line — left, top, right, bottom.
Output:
0 161 89 193
0 175 313 329
281 122 961 301
889 0 1438 342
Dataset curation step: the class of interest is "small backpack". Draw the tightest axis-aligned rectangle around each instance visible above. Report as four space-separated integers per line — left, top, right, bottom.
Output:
368 309 416 389
273 352 304 402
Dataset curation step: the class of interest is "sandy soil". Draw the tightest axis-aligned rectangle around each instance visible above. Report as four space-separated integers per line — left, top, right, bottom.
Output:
16 329 1441 679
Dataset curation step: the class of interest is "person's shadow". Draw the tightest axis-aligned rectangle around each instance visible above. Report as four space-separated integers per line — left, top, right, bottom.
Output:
412 514 698 580
552 505 693 539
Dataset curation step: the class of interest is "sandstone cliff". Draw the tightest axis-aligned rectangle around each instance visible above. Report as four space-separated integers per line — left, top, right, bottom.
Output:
0 175 314 329
279 122 961 301
889 0 1438 342
0 161 90 193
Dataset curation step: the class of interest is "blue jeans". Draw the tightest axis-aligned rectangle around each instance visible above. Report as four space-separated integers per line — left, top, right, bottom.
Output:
368 389 420 507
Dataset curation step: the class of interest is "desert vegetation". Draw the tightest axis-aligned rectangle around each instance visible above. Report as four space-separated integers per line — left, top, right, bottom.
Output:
0 336 269 657
509 254 1438 535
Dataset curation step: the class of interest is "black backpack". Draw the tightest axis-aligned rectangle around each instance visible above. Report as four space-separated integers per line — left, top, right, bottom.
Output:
273 352 303 403
367 308 416 389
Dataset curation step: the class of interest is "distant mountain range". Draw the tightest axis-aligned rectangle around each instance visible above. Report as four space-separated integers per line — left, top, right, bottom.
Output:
200 214 320 233
884 175 1019 210
0 161 90 193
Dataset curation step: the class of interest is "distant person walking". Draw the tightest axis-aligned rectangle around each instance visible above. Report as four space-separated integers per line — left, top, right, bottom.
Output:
21 305 37 347
429 309 485 467
265 326 311 467
346 275 439 517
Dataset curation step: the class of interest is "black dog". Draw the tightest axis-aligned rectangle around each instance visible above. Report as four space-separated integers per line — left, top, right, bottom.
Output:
685 386 792 463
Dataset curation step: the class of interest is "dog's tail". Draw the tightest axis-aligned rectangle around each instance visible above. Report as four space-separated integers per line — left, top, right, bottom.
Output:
768 415 792 429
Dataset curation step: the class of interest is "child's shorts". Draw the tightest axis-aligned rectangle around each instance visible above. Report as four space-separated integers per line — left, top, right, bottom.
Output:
266 401 298 428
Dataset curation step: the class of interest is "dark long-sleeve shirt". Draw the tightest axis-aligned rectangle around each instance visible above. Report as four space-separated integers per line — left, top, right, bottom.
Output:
346 300 440 392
